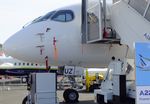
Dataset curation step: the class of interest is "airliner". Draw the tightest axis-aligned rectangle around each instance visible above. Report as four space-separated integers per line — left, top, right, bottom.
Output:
3 0 132 68
0 53 48 76
0 44 47 76
3 0 150 103
2 0 150 85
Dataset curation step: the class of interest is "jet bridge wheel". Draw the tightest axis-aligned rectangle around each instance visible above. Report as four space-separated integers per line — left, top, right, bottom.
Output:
63 89 79 103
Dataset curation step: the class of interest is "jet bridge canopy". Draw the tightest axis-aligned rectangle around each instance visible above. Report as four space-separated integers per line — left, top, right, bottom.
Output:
82 0 120 44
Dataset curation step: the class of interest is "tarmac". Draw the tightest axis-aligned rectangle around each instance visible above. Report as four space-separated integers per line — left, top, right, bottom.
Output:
0 85 95 104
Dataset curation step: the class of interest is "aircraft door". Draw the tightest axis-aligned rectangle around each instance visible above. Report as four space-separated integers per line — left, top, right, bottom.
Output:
82 0 103 43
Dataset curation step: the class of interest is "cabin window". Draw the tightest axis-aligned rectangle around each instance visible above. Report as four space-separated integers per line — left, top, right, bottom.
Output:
129 0 148 15
19 63 21 66
51 10 74 22
23 63 25 65
14 63 17 66
31 63 34 66
145 6 150 21
27 63 29 66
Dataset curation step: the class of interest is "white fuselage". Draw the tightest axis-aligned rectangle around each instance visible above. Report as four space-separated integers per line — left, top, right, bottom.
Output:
3 1 129 67
3 0 141 68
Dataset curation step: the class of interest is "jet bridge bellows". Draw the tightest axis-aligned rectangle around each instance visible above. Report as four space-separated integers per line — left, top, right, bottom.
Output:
82 0 120 44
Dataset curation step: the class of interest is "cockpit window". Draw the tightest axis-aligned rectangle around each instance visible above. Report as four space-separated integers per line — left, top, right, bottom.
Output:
51 10 74 22
32 11 56 23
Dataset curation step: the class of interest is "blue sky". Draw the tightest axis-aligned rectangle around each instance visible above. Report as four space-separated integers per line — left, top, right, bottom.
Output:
0 0 65 44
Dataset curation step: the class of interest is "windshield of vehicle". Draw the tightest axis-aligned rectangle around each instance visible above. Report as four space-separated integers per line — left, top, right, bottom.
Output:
31 11 56 24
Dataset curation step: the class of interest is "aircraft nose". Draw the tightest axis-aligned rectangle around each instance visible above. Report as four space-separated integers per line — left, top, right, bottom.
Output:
3 29 29 59
3 33 20 57
3 28 45 63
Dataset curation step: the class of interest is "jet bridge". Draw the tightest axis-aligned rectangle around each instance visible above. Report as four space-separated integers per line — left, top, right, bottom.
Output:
82 0 120 44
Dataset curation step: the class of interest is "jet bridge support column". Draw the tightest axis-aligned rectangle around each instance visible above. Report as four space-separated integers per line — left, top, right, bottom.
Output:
94 59 127 104
112 61 126 104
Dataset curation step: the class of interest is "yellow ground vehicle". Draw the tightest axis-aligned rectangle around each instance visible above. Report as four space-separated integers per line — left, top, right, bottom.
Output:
84 68 106 92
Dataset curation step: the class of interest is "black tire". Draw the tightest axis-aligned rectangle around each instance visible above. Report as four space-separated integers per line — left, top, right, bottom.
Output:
63 89 79 103
22 96 27 104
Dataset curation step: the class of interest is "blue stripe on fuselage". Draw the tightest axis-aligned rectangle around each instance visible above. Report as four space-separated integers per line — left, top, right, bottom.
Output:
0 68 48 76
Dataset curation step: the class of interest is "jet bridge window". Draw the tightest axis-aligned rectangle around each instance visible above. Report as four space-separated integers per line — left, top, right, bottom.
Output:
51 10 74 22
129 0 148 15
